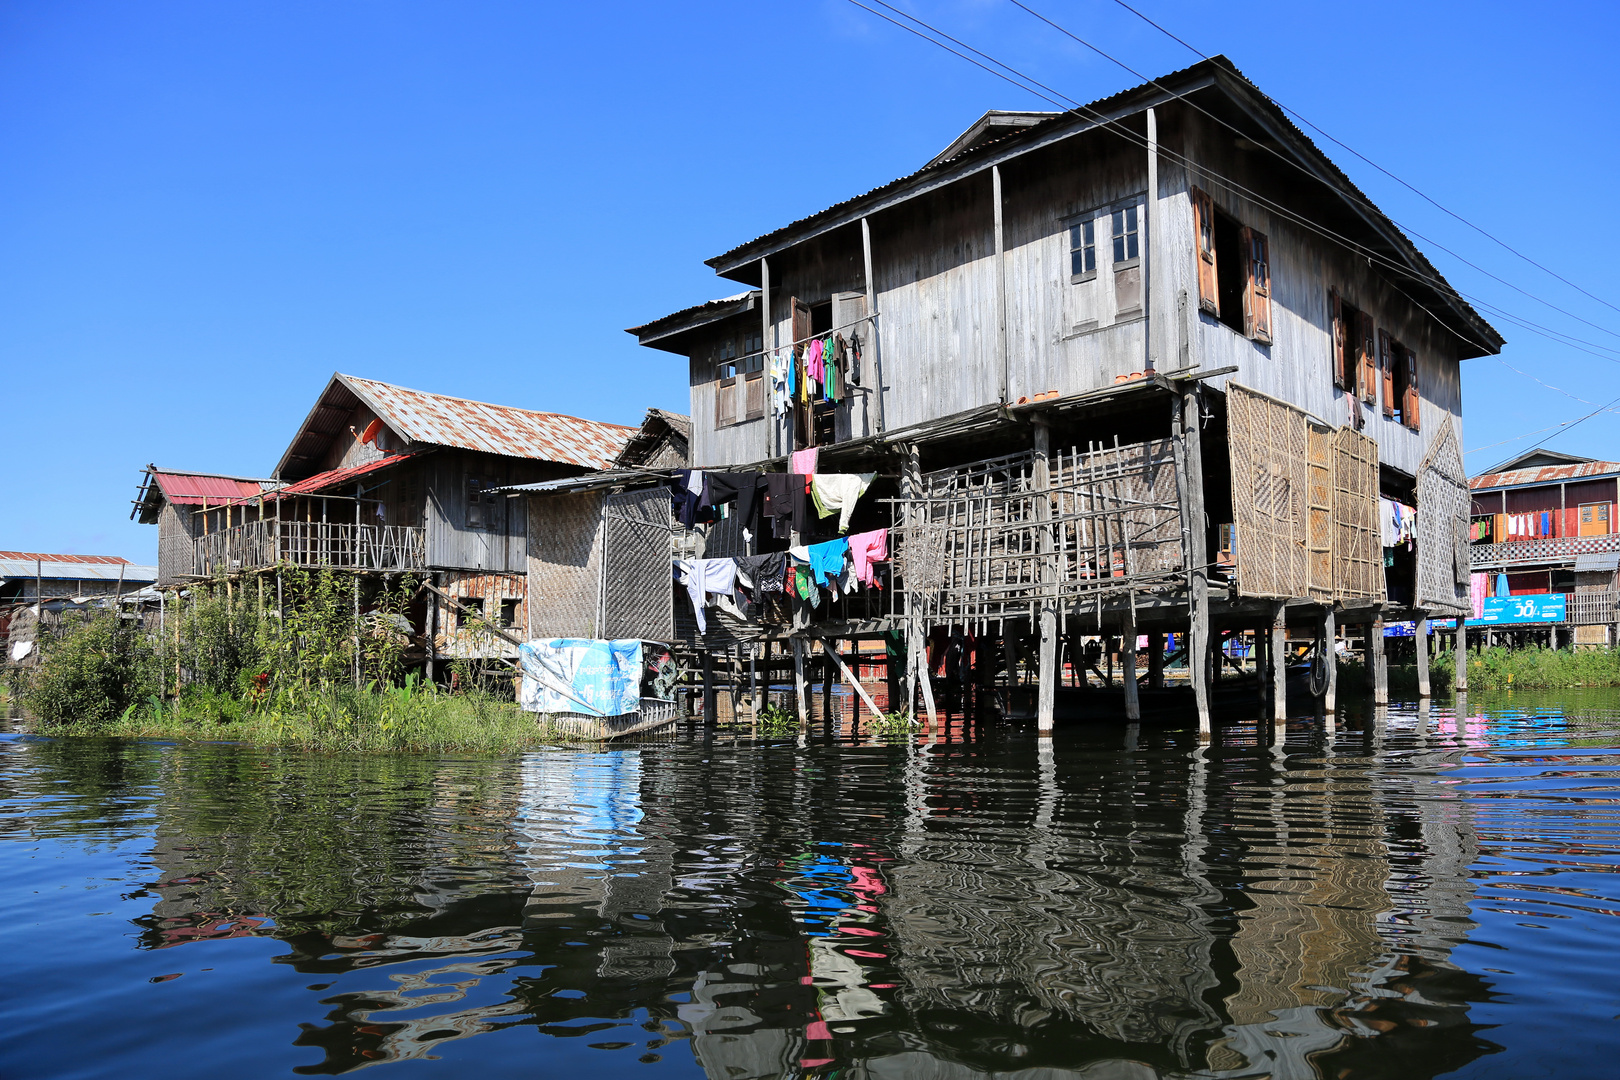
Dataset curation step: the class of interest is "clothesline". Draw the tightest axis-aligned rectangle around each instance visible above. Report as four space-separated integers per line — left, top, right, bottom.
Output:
724 313 878 368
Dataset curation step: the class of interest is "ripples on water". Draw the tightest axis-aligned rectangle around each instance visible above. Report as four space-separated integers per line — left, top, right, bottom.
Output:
3 695 1619 1079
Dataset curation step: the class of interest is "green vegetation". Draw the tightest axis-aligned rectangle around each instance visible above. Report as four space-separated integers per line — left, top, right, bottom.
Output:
1341 645 1620 694
13 568 560 752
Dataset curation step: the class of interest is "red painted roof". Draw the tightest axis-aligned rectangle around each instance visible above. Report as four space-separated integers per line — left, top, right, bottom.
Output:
271 453 415 498
1470 461 1620 490
150 471 268 505
0 551 129 564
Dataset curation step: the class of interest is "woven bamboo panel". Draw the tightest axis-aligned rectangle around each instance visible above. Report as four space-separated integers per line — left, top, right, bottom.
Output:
893 437 1184 626
1331 427 1383 601
1227 384 1308 599
1417 417 1470 613
1306 424 1334 601
527 490 605 639
601 487 674 641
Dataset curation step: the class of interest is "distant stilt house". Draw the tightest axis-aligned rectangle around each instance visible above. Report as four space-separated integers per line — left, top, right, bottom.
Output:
133 374 633 674
1468 448 1620 646
1 552 159 669
567 55 1501 732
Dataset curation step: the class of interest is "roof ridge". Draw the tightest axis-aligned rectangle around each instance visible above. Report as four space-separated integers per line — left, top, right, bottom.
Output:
341 374 637 431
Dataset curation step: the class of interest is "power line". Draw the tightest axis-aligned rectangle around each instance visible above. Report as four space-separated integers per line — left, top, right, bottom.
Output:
847 1 1543 362
1004 0 1620 344
1104 0 1620 319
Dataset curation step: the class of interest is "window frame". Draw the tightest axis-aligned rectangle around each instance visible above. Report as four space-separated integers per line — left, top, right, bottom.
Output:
1068 217 1097 283
1110 202 1141 269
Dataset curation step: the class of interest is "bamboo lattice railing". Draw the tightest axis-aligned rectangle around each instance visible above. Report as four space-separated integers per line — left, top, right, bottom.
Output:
192 521 426 576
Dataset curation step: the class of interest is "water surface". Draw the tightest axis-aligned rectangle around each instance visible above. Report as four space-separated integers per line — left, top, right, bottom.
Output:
4 696 1619 1078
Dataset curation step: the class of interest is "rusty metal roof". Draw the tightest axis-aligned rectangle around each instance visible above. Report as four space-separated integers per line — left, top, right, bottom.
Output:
1471 461 1620 490
150 470 270 505
275 374 635 479
0 551 131 565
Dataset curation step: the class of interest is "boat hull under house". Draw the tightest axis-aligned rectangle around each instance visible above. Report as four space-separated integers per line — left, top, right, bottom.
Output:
520 56 1499 732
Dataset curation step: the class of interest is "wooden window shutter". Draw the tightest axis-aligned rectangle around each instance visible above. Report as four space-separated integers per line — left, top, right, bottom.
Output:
715 366 737 428
744 371 764 420
1404 347 1421 430
1330 291 1348 389
1241 227 1271 343
1193 187 1219 315
1378 329 1395 418
1357 311 1377 405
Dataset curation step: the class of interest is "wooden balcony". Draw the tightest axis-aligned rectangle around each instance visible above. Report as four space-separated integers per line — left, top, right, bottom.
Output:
1469 531 1620 570
1566 590 1620 626
192 520 426 577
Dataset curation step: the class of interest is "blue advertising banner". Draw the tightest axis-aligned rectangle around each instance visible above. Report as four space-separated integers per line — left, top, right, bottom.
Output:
1468 594 1566 625
518 638 644 716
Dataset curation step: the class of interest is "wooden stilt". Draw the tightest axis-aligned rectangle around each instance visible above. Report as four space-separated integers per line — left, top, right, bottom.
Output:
815 637 884 720
750 644 762 733
1121 612 1140 721
1322 607 1337 712
1453 623 1468 692
822 649 834 738
1370 615 1389 706
915 629 938 731
702 650 717 730
1415 611 1432 698
1173 386 1212 737
1147 631 1164 689
1033 418 1057 734
1271 603 1288 722
792 638 809 732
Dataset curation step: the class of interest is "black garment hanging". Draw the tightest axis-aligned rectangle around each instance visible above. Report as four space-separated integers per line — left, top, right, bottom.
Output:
763 473 811 539
701 472 766 528
670 470 704 528
734 551 788 596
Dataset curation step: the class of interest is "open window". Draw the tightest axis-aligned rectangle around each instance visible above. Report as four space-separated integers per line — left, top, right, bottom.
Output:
498 598 521 628
1329 294 1378 408
1192 187 1271 342
457 596 484 629
465 476 501 530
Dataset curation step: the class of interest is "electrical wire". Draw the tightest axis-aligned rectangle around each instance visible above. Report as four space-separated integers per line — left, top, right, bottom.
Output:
1104 0 1620 319
1002 0 1620 344
848 0 1618 367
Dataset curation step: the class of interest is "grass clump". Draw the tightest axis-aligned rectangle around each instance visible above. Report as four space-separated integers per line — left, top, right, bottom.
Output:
1338 644 1620 694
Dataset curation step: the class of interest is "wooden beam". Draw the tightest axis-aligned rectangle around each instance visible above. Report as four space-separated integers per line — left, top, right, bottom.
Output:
1147 631 1165 689
792 638 810 732
861 216 886 434
815 636 884 720
994 164 1009 404
1322 607 1337 712
1453 621 1468 692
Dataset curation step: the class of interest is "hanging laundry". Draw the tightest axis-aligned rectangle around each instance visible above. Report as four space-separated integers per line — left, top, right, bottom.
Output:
807 538 850 588
734 552 788 596
673 558 739 634
764 473 812 539
670 470 710 528
1470 572 1488 620
1541 510 1552 537
789 447 819 475
831 333 850 401
1380 499 1398 547
1495 573 1509 598
811 472 876 533
701 473 766 528
769 349 791 417
847 528 888 587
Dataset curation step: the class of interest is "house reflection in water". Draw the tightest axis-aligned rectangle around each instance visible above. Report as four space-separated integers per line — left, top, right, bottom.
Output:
119 729 1496 1078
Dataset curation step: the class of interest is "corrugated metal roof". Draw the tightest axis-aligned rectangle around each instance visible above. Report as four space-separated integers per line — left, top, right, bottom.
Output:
0 560 157 582
0 551 130 565
341 375 635 470
271 452 416 498
1575 551 1620 572
150 470 272 505
1470 461 1620 490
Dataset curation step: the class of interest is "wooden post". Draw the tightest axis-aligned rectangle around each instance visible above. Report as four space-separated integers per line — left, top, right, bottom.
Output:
702 649 717 730
1033 417 1057 734
914 628 938 731
1147 631 1165 689
792 638 809 732
1454 622 1468 692
1173 386 1212 736
1370 615 1389 705
1415 611 1432 698
1271 603 1288 721
848 642 863 733
816 637 884 719
822 648 834 737
1121 611 1141 721
993 164 1009 404
1144 106 1157 373
1322 608 1337 712
750 643 762 730
886 638 901 720
861 215 885 434
761 256 775 458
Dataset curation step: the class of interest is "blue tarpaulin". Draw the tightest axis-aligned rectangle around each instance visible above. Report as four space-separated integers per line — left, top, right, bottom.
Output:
519 639 643 717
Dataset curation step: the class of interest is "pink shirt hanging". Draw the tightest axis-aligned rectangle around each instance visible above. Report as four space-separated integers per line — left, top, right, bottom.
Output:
848 528 888 587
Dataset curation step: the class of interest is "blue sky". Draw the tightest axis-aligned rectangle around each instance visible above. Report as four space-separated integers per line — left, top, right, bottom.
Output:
3 0 1617 562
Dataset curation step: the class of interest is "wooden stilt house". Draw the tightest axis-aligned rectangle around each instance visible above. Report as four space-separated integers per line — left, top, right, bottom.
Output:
616 55 1500 732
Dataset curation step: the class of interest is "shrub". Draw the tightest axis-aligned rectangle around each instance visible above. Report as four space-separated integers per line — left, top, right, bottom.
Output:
24 608 157 727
